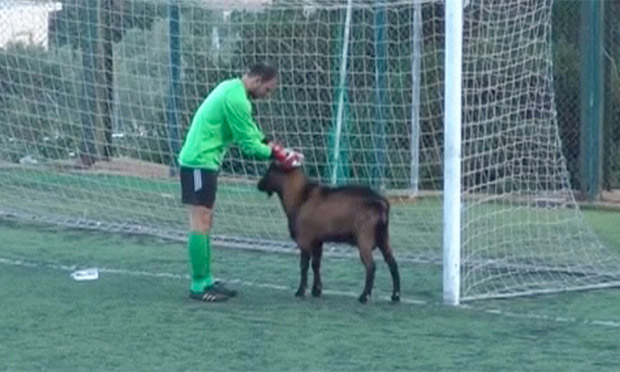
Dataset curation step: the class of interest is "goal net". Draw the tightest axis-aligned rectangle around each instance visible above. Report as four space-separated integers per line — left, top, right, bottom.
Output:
1 0 619 302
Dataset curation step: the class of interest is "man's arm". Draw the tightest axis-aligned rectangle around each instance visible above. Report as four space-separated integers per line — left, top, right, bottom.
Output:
223 94 303 168
224 95 272 159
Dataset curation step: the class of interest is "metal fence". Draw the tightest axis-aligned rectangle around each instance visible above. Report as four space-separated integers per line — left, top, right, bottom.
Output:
552 0 620 196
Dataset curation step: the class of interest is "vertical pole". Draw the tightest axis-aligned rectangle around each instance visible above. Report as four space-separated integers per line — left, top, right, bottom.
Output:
410 2 422 194
580 0 604 201
443 0 463 306
78 0 99 167
331 0 353 185
373 0 387 189
602 0 616 190
99 0 114 160
167 0 182 176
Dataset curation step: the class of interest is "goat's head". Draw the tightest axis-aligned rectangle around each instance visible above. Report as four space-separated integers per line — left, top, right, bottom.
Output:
257 161 302 197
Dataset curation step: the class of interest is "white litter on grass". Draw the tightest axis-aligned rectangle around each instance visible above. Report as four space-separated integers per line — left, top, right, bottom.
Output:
70 268 99 281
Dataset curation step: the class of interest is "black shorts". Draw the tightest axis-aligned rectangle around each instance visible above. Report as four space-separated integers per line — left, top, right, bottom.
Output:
180 167 218 207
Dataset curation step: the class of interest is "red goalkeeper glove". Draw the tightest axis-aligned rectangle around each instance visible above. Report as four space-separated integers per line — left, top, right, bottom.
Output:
270 142 304 170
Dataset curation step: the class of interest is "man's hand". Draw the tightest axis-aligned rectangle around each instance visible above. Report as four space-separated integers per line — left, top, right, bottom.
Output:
270 142 304 170
269 142 287 162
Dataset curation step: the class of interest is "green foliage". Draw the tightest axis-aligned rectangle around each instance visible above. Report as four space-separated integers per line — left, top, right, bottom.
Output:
50 0 168 49
231 7 336 179
2 0 620 190
112 18 170 164
0 44 82 162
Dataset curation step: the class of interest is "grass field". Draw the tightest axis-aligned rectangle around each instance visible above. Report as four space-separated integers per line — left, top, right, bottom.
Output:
2 166 620 370
1 207 620 371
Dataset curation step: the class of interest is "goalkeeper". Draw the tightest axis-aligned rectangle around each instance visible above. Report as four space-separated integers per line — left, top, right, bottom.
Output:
178 63 302 302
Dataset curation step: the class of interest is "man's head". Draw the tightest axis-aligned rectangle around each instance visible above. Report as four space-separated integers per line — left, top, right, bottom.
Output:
242 63 278 99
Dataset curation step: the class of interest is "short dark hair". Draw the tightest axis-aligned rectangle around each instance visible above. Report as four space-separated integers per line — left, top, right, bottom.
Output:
247 63 278 82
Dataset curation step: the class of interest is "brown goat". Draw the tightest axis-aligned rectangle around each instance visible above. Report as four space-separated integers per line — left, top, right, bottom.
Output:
257 162 400 303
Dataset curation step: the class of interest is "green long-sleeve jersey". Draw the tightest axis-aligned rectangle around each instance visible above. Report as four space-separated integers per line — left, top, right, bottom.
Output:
178 78 272 170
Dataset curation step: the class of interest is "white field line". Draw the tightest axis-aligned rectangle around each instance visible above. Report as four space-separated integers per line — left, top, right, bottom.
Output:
1 256 619 328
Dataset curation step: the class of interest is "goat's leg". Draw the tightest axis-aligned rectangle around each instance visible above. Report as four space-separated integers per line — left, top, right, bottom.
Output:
311 243 323 297
379 235 400 302
357 243 376 304
295 249 311 297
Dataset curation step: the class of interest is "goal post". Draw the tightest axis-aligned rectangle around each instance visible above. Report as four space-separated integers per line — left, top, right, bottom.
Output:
1 0 620 304
443 0 463 306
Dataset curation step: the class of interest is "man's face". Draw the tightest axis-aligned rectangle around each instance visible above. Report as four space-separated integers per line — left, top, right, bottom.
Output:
248 76 278 99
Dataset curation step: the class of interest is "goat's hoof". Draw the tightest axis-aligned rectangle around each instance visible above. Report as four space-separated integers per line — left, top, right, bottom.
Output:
311 288 322 297
295 289 306 298
358 294 369 304
391 294 401 303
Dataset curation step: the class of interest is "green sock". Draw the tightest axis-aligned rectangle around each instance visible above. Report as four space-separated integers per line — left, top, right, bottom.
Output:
204 235 214 287
188 232 213 293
